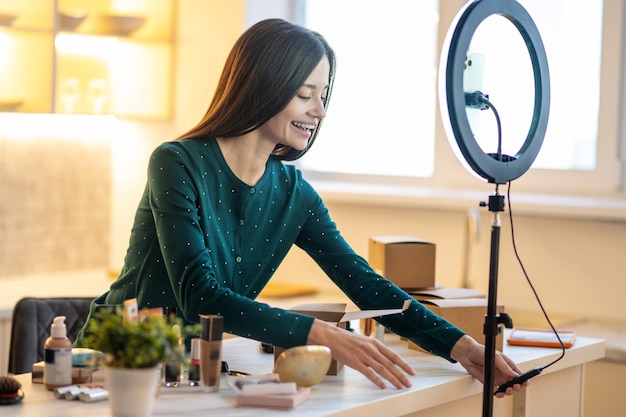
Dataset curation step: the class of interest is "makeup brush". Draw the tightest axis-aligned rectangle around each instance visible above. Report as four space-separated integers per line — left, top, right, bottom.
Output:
0 375 24 405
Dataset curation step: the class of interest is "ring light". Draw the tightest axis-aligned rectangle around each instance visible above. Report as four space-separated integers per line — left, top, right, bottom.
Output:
439 0 550 184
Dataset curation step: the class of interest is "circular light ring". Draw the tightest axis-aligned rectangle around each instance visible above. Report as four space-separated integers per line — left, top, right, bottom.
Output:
444 0 550 184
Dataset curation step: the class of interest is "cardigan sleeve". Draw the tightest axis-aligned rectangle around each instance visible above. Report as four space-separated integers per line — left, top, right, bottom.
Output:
293 179 466 361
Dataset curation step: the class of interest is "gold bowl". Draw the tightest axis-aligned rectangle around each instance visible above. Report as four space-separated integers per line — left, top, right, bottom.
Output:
0 13 17 27
0 100 23 111
273 345 332 387
59 11 88 31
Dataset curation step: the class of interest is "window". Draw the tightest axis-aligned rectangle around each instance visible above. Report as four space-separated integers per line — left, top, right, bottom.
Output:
300 0 439 178
466 1 602 172
295 0 624 199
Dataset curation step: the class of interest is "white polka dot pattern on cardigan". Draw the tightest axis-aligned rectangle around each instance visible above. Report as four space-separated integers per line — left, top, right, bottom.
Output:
100 137 464 358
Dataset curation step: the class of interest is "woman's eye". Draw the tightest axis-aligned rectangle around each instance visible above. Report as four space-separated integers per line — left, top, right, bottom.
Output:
297 94 326 106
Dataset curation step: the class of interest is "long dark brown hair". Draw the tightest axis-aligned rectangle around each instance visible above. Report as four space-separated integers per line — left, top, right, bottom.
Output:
177 18 336 161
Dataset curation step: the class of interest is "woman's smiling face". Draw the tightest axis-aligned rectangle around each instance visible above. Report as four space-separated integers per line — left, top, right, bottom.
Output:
257 56 329 151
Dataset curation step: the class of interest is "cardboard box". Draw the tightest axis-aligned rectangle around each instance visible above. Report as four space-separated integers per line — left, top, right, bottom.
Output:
408 287 485 300
227 374 311 409
368 236 436 290
235 387 311 409
31 361 105 384
408 298 505 352
275 300 411 375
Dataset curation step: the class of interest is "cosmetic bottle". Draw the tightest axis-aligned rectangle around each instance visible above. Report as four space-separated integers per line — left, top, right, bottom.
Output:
188 338 201 386
163 307 182 387
44 316 73 391
199 314 223 392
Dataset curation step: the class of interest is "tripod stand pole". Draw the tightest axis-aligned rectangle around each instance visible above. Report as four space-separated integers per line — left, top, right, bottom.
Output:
482 190 513 417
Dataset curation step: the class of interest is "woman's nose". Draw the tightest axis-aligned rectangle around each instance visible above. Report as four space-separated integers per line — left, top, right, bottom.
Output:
312 99 326 119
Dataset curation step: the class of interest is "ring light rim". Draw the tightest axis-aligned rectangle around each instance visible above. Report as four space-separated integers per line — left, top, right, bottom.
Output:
443 0 550 184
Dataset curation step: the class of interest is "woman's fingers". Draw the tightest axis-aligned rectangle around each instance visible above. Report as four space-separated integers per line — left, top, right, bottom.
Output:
342 335 415 389
307 320 415 389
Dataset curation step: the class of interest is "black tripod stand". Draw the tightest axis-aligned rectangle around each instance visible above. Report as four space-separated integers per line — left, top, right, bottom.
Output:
440 1 551 415
480 189 514 416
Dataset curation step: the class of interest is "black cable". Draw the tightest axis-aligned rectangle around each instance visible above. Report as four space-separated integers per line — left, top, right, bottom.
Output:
482 98 503 161
465 91 503 160
468 91 566 370
466 92 565 396
506 181 566 370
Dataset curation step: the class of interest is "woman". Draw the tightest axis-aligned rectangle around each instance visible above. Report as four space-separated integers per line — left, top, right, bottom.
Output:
78 18 524 393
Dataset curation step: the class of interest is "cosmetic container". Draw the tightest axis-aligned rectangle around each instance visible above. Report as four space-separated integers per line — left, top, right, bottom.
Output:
199 314 223 392
44 316 73 391
78 388 109 403
163 307 182 387
65 386 99 401
188 338 201 386
53 385 80 399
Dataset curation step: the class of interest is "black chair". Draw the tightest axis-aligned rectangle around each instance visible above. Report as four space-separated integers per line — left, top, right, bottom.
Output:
8 297 94 374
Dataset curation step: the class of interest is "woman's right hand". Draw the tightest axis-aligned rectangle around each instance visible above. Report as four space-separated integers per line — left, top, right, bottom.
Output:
306 319 416 389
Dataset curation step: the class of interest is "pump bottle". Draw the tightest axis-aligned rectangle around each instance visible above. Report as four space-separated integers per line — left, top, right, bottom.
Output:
44 316 73 391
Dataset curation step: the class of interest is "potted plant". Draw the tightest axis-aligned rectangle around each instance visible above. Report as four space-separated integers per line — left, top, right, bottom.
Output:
83 305 199 417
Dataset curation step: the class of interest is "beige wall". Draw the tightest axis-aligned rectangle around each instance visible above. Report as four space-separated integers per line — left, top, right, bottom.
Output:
0 116 112 276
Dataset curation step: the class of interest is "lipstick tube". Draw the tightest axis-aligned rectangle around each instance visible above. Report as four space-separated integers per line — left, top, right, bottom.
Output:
199 315 223 392
188 338 201 386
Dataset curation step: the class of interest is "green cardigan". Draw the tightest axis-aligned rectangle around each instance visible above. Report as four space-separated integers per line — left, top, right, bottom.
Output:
78 137 465 360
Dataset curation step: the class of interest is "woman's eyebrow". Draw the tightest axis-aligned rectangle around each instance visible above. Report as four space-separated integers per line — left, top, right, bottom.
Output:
302 83 329 90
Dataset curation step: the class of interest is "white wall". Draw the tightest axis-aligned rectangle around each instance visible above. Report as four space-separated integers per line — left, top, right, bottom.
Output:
245 0 294 27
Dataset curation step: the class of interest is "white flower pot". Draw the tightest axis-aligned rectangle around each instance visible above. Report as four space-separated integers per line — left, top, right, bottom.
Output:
104 366 161 417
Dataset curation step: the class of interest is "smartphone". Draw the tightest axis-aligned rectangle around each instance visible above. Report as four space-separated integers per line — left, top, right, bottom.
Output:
463 52 486 93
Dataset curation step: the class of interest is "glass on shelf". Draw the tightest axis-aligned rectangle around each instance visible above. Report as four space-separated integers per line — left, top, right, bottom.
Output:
58 77 80 113
86 78 107 114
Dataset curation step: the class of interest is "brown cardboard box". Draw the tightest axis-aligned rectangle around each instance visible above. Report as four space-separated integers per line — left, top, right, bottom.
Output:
408 287 485 300
408 298 505 352
368 236 436 290
275 300 411 375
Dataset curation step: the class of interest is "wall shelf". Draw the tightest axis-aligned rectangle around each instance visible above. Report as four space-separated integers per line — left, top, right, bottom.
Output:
0 0 174 119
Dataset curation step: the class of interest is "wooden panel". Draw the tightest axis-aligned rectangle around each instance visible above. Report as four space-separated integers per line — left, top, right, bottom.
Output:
513 365 583 417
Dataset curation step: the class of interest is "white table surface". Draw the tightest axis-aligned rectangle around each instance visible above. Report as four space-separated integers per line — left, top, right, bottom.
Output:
3 330 605 417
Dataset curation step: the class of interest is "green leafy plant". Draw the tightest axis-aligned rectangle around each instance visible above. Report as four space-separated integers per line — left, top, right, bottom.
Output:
83 307 200 369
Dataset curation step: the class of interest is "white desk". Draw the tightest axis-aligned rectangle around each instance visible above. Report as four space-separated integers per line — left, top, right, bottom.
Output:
4 331 604 417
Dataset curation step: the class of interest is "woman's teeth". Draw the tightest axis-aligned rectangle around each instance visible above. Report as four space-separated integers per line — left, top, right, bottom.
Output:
292 121 315 131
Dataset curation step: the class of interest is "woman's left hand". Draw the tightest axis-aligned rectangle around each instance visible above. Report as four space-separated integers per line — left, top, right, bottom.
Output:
450 335 528 397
